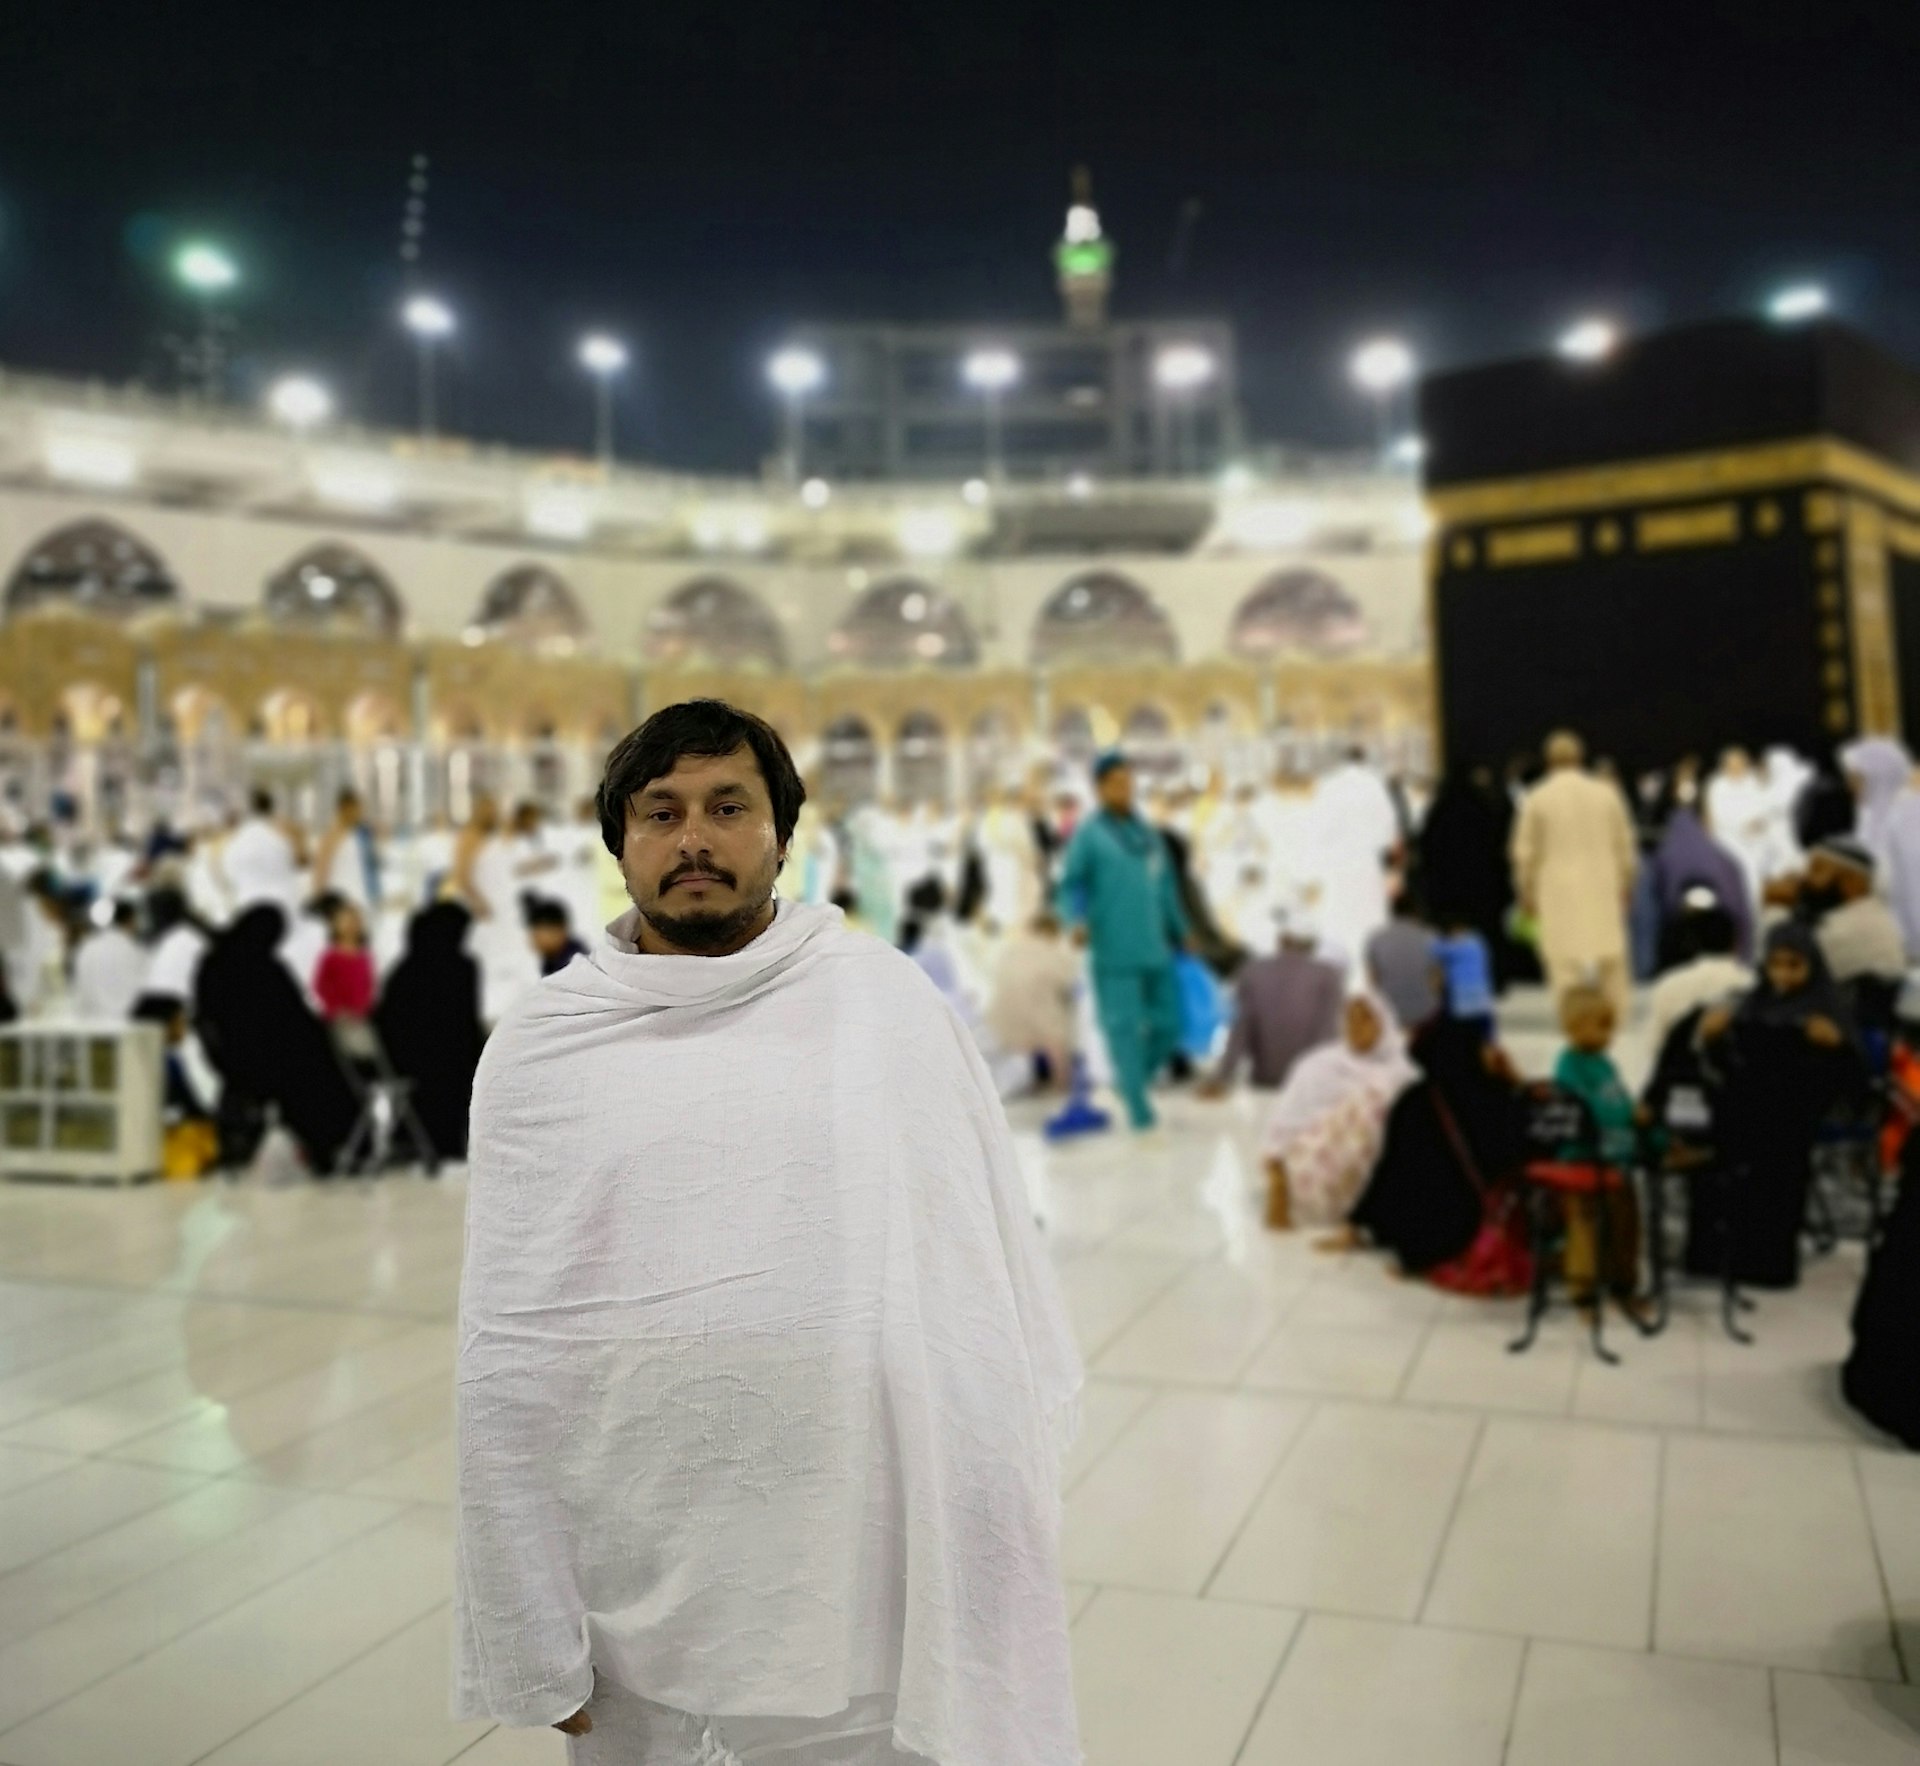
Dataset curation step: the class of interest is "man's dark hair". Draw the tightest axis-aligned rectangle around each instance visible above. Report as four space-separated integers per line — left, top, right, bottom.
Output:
906 876 948 917
597 699 807 861
110 899 138 930
249 787 275 816
337 788 361 811
525 898 571 930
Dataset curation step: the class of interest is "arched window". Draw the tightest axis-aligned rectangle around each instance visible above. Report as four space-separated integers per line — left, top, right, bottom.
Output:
894 712 950 808
828 578 979 670
1229 569 1367 660
264 544 403 636
1030 571 1178 668
5 521 177 620
473 564 590 650
817 714 879 805
644 578 788 672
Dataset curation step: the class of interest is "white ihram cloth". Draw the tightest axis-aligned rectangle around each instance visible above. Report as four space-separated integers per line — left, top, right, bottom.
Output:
1304 763 1400 971
453 899 1083 1766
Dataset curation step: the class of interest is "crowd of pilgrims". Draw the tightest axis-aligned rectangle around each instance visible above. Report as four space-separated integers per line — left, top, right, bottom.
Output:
0 730 1911 1446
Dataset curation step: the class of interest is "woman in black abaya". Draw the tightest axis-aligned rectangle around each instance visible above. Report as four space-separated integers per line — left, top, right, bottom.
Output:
1418 767 1517 989
194 904 358 1175
1700 922 1861 1289
1843 1135 1920 1447
1343 1015 1527 1275
374 901 485 1161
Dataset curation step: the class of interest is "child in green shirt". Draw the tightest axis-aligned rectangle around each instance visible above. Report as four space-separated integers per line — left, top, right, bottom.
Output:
1553 984 1645 1303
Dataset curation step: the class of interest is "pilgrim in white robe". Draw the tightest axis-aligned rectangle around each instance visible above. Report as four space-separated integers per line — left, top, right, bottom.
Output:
455 900 1082 1766
1304 761 1399 972
72 925 148 1019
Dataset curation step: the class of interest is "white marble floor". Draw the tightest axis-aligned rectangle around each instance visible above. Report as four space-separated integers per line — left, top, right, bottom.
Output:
0 1011 1914 1764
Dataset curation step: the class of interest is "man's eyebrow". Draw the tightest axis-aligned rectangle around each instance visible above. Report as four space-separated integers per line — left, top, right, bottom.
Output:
637 780 756 801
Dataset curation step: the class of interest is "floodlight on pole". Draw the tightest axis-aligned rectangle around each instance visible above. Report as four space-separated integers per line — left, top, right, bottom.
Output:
1153 343 1217 476
1350 337 1417 462
768 346 826 483
1557 318 1619 363
577 333 629 466
963 348 1021 484
173 243 238 294
402 295 455 439
171 242 238 402
266 375 333 432
1768 284 1829 323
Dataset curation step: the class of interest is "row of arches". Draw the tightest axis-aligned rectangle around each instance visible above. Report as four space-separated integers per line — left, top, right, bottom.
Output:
3 521 1372 669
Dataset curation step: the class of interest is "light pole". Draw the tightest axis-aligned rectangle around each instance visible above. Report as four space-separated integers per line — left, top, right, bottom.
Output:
172 242 238 403
767 346 825 484
1153 342 1217 477
578 333 628 467
266 375 333 433
1349 337 1417 463
961 347 1020 485
402 295 455 439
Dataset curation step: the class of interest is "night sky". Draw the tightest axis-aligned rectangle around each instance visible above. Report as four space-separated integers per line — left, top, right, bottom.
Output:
6 0 1919 472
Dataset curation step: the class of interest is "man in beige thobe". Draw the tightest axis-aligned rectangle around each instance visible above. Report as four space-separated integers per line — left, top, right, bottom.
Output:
1511 730 1637 1017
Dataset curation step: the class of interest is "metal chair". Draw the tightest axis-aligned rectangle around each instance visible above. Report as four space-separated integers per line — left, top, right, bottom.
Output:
329 1016 440 1177
1508 1083 1650 1366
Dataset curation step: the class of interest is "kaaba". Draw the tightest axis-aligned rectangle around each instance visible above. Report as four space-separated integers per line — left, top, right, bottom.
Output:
1421 316 1920 776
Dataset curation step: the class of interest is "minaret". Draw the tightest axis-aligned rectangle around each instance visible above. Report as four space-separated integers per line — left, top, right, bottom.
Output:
1054 166 1114 328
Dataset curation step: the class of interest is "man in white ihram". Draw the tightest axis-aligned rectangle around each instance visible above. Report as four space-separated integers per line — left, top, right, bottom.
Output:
454 699 1082 1766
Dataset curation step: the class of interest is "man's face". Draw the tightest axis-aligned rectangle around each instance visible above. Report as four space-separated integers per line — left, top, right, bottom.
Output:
529 922 570 958
1096 764 1134 815
618 745 784 953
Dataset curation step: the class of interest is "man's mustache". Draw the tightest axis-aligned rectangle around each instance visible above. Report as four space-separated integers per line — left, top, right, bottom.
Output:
660 862 736 889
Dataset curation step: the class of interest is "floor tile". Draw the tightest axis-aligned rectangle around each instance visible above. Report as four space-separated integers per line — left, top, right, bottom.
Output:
1055 1250 1194 1360
1774 1669 1920 1765
344 1431 456 1505
1570 1311 1705 1427
1239 1320 1428 1399
1855 1452 1920 1677
1237 1614 1523 1766
0 1441 74 1498
0 1476 300 1647
1659 1434 1899 1680
0 1491 401 1732
0 1456 203 1576
1402 1315 1580 1416
196 1603 474 1765
453 1725 566 1763
1071 1589 1299 1766
1063 1390 1313 1593
1506 1641 1774 1766
1210 1402 1478 1617
1094 1258 1303 1385
0 1507 450 1766
1423 1418 1659 1648
1061 1379 1157 1493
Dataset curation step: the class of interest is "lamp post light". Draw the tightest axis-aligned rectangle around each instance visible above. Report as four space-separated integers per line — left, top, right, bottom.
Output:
1557 318 1619 363
1349 337 1417 463
961 347 1020 485
402 295 455 439
1768 283 1830 323
767 346 825 484
266 375 333 433
171 241 238 403
1153 342 1217 476
577 333 629 467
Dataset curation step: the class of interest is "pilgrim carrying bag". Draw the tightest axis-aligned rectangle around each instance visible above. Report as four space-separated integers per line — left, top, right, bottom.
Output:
1426 1092 1535 1298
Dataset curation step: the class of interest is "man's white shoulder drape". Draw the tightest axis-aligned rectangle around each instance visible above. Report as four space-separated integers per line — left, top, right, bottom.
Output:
454 901 1082 1766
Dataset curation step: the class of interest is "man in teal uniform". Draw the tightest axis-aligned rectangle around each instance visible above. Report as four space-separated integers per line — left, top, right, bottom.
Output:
1055 752 1190 1130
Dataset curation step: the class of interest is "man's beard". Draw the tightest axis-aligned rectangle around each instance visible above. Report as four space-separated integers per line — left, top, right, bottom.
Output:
633 860 776 952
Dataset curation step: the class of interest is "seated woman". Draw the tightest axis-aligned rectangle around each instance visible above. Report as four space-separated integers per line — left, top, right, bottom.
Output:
1260 991 1417 1231
1332 1013 1528 1282
193 904 359 1177
1843 1126 1920 1447
1699 921 1862 1288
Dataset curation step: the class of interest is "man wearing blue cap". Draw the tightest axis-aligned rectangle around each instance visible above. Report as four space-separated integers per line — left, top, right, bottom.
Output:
1055 751 1190 1130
